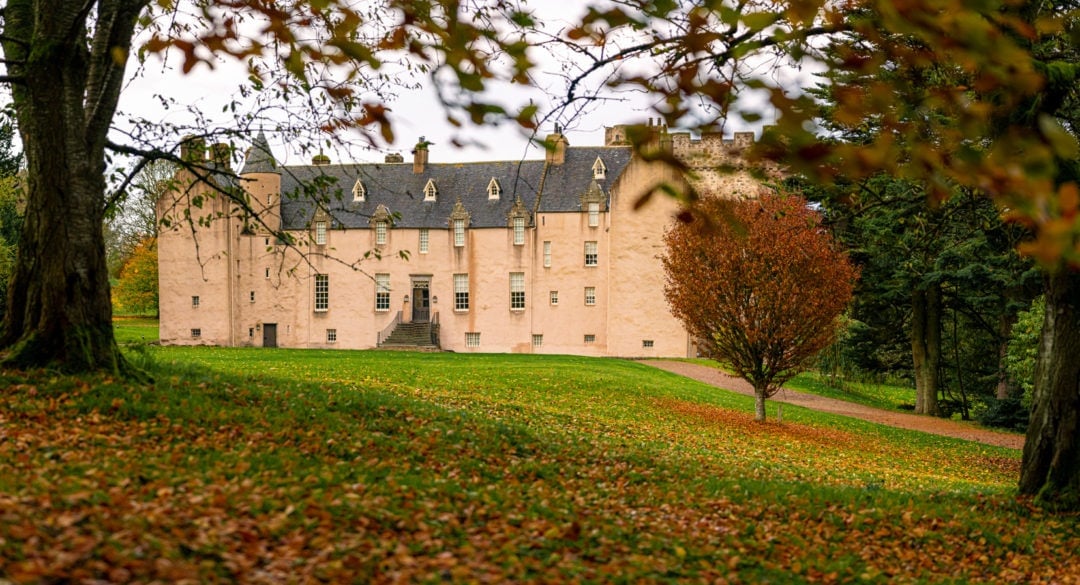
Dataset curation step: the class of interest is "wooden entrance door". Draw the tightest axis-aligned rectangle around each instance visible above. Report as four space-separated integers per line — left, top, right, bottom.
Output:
412 285 430 322
262 323 277 348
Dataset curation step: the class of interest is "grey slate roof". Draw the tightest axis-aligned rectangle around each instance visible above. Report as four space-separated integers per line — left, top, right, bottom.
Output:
261 146 633 230
241 131 279 175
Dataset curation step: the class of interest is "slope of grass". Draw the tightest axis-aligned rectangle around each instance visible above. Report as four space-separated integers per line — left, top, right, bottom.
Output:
659 357 917 413
786 372 916 412
0 339 1074 582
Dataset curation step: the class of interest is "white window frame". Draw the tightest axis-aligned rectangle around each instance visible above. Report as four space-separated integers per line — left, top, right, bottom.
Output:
375 221 387 245
454 273 469 311
588 202 600 227
487 177 500 200
585 287 596 306
423 179 438 201
550 290 558 305
375 273 390 312
352 179 366 202
419 228 429 254
513 216 525 245
643 339 654 348
510 272 525 310
543 241 551 267
465 332 481 348
453 219 465 247
314 274 329 312
585 241 598 266
532 334 543 348
327 329 337 343
592 156 606 179
315 221 327 245
192 295 200 308
250 290 255 303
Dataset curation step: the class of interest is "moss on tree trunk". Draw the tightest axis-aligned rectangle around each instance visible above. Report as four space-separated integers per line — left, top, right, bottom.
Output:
1020 270 1080 510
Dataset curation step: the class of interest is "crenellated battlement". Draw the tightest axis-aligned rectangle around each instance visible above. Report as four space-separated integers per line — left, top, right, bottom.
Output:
605 121 776 197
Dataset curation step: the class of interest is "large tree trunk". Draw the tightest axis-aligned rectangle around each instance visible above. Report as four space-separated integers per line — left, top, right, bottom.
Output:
911 285 943 416
1019 270 1080 509
753 387 767 422
0 0 147 373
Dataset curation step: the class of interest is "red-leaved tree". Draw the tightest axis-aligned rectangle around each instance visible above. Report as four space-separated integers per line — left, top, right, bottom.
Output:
663 193 858 421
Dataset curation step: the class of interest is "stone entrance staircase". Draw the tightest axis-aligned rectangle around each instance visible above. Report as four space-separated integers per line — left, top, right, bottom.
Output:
378 321 440 350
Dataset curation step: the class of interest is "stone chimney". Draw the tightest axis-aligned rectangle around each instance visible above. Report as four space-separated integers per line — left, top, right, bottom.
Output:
412 137 430 174
544 125 568 165
385 152 404 163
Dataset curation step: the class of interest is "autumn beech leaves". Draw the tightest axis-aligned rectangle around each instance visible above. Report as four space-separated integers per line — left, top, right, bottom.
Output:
663 193 858 422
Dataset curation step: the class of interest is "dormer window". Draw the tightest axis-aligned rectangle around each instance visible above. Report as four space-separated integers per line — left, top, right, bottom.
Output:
352 178 366 202
312 207 330 246
506 197 530 246
370 204 393 246
513 216 525 245
453 219 465 247
423 179 438 202
580 181 607 222
487 177 501 200
592 156 606 180
449 199 470 248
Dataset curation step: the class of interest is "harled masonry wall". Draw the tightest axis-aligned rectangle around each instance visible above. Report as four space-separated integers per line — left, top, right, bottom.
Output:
159 123 771 357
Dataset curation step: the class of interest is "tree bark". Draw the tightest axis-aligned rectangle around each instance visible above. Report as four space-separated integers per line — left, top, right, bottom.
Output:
0 0 148 373
911 285 943 416
754 387 767 422
1019 270 1080 509
996 312 1019 400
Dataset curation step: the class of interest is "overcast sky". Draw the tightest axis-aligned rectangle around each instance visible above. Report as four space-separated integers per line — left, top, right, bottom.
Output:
111 2 792 169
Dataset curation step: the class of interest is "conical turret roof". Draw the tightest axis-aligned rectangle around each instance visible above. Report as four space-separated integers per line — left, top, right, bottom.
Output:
241 130 278 174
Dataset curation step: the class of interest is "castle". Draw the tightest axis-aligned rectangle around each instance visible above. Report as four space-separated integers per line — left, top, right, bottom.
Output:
157 123 765 356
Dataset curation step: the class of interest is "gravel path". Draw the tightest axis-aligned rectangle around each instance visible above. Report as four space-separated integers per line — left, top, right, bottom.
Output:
647 360 1024 450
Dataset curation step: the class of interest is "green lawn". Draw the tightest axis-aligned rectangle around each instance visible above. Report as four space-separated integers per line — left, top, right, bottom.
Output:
660 358 921 413
112 316 159 345
0 323 1072 582
787 371 916 412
